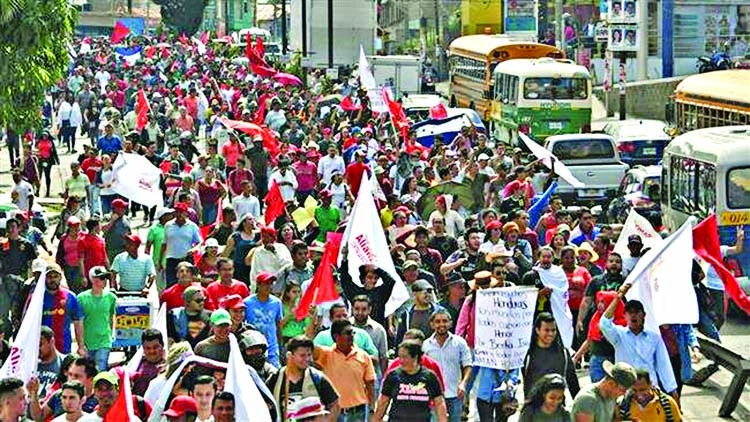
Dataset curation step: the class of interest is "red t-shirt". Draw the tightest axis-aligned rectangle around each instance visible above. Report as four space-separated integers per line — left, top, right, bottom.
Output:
160 282 215 311
385 355 445 390
345 162 371 197
77 233 108 276
206 279 250 305
81 157 102 184
565 266 592 311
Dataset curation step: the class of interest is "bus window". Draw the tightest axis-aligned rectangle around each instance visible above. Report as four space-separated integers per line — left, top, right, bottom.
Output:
523 77 589 100
509 76 518 104
670 155 698 213
727 167 750 209
698 163 717 215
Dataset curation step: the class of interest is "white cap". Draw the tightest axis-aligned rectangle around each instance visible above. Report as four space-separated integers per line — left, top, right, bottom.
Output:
31 259 47 273
477 153 490 161
205 238 220 248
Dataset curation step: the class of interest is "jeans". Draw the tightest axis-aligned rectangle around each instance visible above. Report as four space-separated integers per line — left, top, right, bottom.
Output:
87 185 101 217
64 265 85 294
337 405 367 422
202 202 218 226
89 348 111 372
444 397 463 422
589 354 612 383
696 308 721 341
476 399 509 422
101 194 116 215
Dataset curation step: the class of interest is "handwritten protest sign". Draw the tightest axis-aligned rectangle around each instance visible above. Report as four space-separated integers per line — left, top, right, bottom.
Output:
474 287 538 370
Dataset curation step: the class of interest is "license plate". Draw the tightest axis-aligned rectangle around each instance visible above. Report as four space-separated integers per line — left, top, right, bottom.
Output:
549 121 564 130
579 189 601 197
642 147 657 156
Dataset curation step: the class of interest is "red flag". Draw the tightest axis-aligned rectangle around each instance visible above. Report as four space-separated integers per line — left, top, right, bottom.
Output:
179 33 189 45
144 46 156 59
135 89 149 130
111 21 130 44
103 368 140 422
340 96 362 112
251 63 277 78
693 214 750 315
295 232 343 320
383 88 410 140
255 35 265 58
264 180 285 226
160 47 170 59
254 93 268 125
430 102 448 119
200 31 210 45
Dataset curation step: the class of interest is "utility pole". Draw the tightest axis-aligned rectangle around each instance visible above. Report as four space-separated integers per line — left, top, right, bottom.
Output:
281 0 288 55
328 0 334 69
619 57 627 120
637 0 647 80
301 0 307 56
555 0 564 52
662 0 674 77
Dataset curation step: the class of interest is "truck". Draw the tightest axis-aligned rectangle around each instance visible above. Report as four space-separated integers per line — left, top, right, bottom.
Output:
289 0 376 70
544 134 629 205
368 55 422 96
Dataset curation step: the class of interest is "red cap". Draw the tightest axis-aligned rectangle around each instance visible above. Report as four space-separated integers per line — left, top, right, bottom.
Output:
436 195 447 205
318 189 333 199
220 294 246 310
174 202 189 212
260 226 277 237
393 206 411 215
485 220 503 231
256 271 277 285
112 199 128 209
162 396 198 418
124 234 142 245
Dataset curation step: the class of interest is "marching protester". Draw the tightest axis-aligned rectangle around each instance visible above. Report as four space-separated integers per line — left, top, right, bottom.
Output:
2 30 749 422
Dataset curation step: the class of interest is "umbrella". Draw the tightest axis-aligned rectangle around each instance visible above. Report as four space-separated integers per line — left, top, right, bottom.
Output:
316 94 343 107
416 181 477 221
272 72 303 87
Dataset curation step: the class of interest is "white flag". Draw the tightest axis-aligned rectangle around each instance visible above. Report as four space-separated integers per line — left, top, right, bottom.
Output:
126 301 168 373
225 334 272 422
613 209 664 256
625 218 699 331
358 46 389 114
192 37 207 55
0 272 45 382
536 266 574 349
519 133 585 188
340 173 410 316
112 153 164 208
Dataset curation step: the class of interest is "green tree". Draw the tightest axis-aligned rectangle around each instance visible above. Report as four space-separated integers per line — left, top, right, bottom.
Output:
0 0 78 131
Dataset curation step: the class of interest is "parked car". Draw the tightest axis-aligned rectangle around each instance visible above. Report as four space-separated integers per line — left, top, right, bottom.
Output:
602 119 672 167
604 165 662 224
544 134 630 205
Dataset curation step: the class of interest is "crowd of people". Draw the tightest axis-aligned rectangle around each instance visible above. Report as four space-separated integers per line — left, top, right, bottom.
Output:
0 32 733 422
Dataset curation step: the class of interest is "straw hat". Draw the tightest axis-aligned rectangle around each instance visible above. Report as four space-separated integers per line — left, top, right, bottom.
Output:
468 270 503 290
576 241 600 263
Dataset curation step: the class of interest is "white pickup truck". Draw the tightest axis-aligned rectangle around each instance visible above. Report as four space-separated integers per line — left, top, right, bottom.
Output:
544 134 630 205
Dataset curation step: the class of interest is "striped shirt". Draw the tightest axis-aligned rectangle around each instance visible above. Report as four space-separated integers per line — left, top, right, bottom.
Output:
111 252 156 291
163 220 202 259
422 333 473 398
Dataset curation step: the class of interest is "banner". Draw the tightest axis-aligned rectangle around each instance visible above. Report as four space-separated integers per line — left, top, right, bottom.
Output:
613 209 664 256
625 218 699 331
112 153 164 208
0 272 45 382
226 334 271 422
474 287 538 370
358 46 389 114
519 133 585 188
340 173 409 317
536 266 574 349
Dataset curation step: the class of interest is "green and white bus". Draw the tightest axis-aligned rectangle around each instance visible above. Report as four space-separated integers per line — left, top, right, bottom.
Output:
662 126 750 299
490 58 592 144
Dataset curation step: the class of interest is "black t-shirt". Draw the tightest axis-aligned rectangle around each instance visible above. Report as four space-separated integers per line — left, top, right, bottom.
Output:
0 238 37 276
266 368 339 419
382 366 443 422
429 235 459 261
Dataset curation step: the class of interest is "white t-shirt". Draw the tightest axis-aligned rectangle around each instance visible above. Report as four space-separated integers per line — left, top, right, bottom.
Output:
95 70 110 91
12 180 35 211
52 412 92 422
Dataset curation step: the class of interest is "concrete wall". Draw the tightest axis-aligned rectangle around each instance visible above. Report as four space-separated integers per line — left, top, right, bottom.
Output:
592 76 686 121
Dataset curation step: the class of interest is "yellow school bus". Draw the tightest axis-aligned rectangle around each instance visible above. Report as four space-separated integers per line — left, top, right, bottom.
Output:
447 34 564 122
670 70 750 134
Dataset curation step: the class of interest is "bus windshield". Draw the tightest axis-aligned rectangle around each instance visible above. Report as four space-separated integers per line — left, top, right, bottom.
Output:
524 77 589 100
728 167 750 209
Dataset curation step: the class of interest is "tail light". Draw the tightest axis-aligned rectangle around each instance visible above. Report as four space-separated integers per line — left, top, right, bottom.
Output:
618 143 635 153
518 124 530 134
725 258 743 277
582 124 591 133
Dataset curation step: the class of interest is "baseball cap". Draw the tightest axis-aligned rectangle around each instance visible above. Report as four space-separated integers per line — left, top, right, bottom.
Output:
111 199 128 209
220 294 246 310
174 202 189 213
402 260 419 270
205 238 220 248
66 216 81 226
45 263 63 275
124 234 142 245
31 259 47 274
485 220 503 231
260 226 277 237
477 153 490 161
256 272 277 285
155 207 174 220
210 309 232 326
444 272 466 287
411 279 433 292
89 266 111 280
93 370 119 387
627 234 643 245
603 361 637 389
163 396 198 418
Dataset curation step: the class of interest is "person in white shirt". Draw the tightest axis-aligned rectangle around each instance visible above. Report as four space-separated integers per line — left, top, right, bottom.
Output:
269 157 298 202
317 145 346 186
50 380 90 422
264 98 287 132
246 226 292 291
477 153 497 177
94 69 110 92
57 93 83 154
11 171 35 212
429 194 465 238
232 180 261 220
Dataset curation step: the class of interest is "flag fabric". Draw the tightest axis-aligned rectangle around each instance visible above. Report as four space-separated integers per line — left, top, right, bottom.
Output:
103 368 138 422
79 37 92 55
625 218 699 331
255 35 265 58
226 334 272 422
536 266 574 348
340 173 410 316
114 46 143 66
254 93 268 125
693 214 750 315
613 209 664 257
519 133 585 188
246 34 269 67
411 114 476 148
218 117 281 157
144 46 156 59
111 153 164 208
528 180 558 233
0 272 45 382
383 88 409 140
179 33 189 45
111 20 130 43
200 31 210 45
339 96 362 112
135 89 149 130
296 232 343 320
251 63 278 78
357 46 389 113
192 37 207 55
430 102 448 119
264 180 285 226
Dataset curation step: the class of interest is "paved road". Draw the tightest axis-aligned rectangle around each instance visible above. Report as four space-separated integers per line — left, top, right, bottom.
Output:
2 128 749 420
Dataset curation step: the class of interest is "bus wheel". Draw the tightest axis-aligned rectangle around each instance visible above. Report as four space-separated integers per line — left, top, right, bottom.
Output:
449 95 457 107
